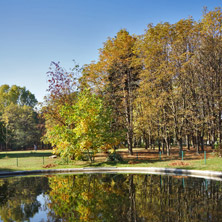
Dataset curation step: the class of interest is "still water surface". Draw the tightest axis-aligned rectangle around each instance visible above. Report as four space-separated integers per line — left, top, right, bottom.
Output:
0 173 222 221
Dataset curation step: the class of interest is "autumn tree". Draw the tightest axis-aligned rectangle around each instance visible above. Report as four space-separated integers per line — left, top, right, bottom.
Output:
43 62 121 160
191 8 222 150
81 30 141 155
42 61 79 156
135 22 175 155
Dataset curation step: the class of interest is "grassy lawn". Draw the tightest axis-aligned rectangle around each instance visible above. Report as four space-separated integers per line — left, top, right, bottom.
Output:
0 149 222 172
91 156 222 171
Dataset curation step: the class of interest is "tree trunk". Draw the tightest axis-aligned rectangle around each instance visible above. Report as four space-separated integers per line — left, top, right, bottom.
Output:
152 138 155 150
148 133 151 149
219 110 222 144
197 133 200 154
162 139 165 154
138 137 142 147
179 137 183 156
127 129 133 155
211 132 215 149
187 135 190 150
200 135 204 152
143 132 148 149
192 135 196 149
165 137 170 156
158 139 161 152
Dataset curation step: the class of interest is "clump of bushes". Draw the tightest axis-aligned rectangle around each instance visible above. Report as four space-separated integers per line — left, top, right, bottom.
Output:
106 152 123 162
214 141 222 157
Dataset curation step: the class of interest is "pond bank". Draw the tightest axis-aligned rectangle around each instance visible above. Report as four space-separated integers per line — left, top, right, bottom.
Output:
1 167 222 180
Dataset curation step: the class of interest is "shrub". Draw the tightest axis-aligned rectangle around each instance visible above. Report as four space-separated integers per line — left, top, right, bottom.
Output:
106 152 123 162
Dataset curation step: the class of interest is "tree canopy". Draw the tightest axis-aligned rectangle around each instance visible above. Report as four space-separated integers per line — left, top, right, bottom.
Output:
42 7 222 157
0 84 40 149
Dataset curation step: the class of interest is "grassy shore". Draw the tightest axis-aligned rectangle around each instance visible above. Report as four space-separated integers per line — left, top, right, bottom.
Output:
0 149 222 172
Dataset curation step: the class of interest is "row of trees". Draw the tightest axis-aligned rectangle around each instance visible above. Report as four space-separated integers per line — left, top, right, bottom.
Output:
75 8 222 156
134 9 222 155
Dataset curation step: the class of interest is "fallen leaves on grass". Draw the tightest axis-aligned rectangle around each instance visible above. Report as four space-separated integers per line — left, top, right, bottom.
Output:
43 164 57 168
128 161 140 164
169 161 190 166
172 175 188 179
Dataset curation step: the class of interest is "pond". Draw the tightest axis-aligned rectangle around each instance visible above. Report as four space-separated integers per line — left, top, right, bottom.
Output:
0 173 222 221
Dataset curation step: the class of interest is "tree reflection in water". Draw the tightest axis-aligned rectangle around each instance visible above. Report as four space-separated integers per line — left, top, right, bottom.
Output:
0 174 222 221
0 176 49 221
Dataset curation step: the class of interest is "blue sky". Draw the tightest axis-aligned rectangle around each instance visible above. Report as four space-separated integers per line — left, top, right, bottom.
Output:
0 0 221 103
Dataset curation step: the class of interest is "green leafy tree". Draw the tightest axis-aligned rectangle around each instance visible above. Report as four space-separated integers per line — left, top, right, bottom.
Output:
1 104 40 149
44 90 121 160
0 84 39 149
0 84 37 109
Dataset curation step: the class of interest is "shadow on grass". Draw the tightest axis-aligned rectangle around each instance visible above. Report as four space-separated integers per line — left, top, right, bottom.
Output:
90 160 128 167
0 168 23 172
0 151 52 159
88 157 209 171
89 158 172 167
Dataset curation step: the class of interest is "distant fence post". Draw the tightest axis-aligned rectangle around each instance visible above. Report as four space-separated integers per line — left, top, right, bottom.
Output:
43 156 45 165
159 151 161 161
181 151 184 161
204 151 206 164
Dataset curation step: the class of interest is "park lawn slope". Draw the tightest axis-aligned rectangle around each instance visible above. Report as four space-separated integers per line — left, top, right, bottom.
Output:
0 149 222 172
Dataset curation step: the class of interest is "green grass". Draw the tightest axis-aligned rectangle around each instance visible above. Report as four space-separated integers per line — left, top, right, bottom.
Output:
0 150 54 171
0 150 222 172
90 157 222 171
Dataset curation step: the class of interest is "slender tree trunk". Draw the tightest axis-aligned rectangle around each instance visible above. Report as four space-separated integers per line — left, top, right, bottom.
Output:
143 133 148 150
152 138 155 150
165 137 170 156
148 133 151 149
123 78 133 155
200 135 204 152
211 132 215 149
138 137 142 147
158 139 161 152
192 135 196 149
145 138 148 149
162 139 165 154
187 135 190 150
197 133 200 154
219 110 222 144
179 137 183 156
127 129 133 155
